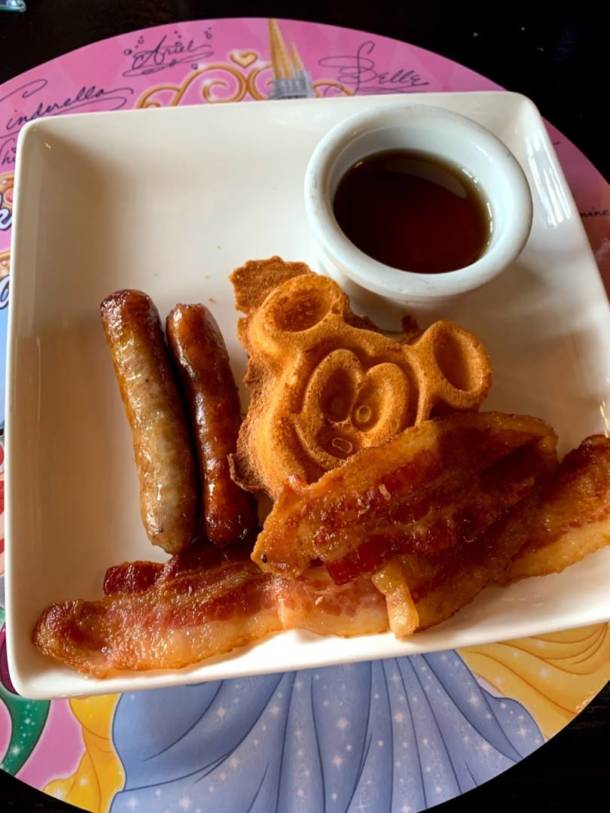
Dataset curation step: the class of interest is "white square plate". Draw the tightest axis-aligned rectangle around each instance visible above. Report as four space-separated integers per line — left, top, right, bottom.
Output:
6 92 610 698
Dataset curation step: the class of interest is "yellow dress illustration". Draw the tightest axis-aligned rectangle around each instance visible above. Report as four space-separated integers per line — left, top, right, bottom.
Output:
44 696 124 813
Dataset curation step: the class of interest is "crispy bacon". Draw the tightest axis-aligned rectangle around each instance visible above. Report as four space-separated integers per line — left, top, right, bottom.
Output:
381 505 539 633
102 543 248 595
253 413 558 582
33 547 387 678
377 434 610 634
103 561 163 595
31 432 610 675
372 560 420 637
500 434 610 581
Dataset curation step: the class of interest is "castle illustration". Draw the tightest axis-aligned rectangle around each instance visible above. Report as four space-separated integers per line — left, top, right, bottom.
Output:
267 19 315 99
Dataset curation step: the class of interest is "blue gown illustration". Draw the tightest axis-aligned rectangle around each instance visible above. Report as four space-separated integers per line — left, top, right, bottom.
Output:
111 651 542 813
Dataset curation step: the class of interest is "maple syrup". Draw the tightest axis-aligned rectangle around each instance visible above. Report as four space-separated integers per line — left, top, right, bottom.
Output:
333 149 491 274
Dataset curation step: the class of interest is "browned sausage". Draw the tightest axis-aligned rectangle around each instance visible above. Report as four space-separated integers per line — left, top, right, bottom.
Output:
100 290 199 554
166 304 258 547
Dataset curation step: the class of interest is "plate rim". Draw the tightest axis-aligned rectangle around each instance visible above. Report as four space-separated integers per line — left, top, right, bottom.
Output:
6 89 610 698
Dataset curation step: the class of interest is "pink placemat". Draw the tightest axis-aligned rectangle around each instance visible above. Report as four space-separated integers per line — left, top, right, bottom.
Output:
0 18 608 813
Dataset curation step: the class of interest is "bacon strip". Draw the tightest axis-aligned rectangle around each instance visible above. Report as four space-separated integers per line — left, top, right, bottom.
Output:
372 560 420 637
33 548 387 678
377 434 610 634
32 434 610 675
500 434 610 582
103 561 163 595
382 507 537 633
253 413 558 582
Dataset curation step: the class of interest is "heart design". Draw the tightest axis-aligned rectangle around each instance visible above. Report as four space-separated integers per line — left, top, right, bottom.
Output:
294 349 411 469
230 50 259 69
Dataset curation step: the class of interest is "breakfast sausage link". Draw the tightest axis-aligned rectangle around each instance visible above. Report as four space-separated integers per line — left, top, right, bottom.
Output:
167 304 258 547
100 290 199 554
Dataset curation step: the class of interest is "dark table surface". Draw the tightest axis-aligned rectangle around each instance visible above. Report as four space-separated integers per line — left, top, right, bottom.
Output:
0 2 608 811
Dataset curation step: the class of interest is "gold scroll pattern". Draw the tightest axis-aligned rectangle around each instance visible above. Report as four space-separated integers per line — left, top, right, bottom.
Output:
136 19 352 109
136 56 353 108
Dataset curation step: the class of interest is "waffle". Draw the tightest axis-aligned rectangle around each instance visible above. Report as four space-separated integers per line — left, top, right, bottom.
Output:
231 258 492 497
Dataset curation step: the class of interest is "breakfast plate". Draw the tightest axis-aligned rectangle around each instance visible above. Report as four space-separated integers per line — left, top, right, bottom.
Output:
5 90 610 699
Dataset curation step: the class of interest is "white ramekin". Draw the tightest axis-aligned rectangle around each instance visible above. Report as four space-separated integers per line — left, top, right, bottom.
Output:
304 104 533 327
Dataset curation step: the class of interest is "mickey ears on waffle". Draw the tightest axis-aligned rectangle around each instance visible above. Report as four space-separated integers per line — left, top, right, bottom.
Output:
231 258 492 497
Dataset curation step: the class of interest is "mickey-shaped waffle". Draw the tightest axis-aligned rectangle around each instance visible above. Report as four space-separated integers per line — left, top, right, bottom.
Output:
231 257 492 498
